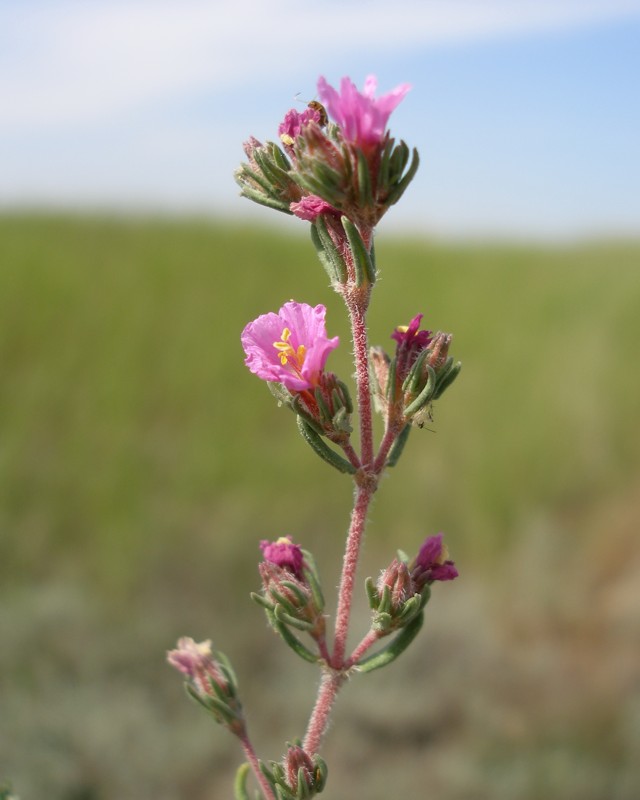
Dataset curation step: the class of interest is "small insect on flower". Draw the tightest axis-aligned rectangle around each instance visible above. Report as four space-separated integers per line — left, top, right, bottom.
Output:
307 100 328 128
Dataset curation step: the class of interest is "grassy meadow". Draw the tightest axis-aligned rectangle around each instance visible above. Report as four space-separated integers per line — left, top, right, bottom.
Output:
1 213 639 799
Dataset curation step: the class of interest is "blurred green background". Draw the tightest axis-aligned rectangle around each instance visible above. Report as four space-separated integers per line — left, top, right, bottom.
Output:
1 214 639 799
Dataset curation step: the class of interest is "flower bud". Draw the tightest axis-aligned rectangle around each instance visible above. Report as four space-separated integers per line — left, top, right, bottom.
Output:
235 137 303 214
283 744 328 797
366 558 422 634
167 637 245 735
257 537 326 639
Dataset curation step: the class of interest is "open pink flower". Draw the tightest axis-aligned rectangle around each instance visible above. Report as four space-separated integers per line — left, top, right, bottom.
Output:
411 533 459 586
241 301 339 391
317 74 411 148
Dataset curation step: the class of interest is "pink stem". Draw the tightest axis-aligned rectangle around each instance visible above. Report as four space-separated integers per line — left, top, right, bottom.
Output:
339 439 362 470
303 669 346 754
373 423 400 473
331 485 373 667
345 629 381 669
239 732 276 800
346 293 374 468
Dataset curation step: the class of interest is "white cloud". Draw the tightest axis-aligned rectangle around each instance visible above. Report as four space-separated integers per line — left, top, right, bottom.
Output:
1 0 640 131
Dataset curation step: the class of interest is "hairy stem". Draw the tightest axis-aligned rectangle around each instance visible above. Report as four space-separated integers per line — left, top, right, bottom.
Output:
332 485 374 667
345 629 381 669
303 669 347 754
239 732 276 800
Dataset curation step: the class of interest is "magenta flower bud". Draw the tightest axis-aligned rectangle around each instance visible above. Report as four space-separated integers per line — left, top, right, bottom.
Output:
411 533 459 589
391 313 433 382
167 637 245 734
317 74 410 150
290 194 338 222
260 535 304 579
241 301 339 392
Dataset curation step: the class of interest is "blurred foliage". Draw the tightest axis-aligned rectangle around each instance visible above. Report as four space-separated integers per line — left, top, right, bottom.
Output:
0 214 639 799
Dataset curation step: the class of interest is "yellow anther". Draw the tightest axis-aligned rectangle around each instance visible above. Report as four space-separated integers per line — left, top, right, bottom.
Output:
273 328 306 372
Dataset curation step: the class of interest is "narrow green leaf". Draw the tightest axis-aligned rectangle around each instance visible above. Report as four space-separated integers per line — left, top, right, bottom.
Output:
234 763 251 800
386 424 411 468
312 216 348 284
365 576 380 610
433 361 462 399
274 604 315 633
250 591 275 611
296 417 357 474
272 618 321 664
386 147 420 207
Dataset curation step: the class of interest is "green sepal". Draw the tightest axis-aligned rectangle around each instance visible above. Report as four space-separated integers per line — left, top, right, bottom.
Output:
251 591 275 612
253 146 292 188
397 548 410 564
386 147 420 207
185 684 239 726
376 583 391 615
385 357 397 403
271 615 321 664
259 759 277 784
280 580 309 605
397 594 422 623
433 360 462 399
290 395 325 435
302 549 325 612
335 379 354 414
356 149 374 209
270 588 303 618
310 215 349 285
268 381 293 407
314 755 328 791
314 386 332 421
402 349 429 393
274 604 315 633
365 576 380 610
386 423 411 468
378 136 395 190
404 366 436 418
237 183 292 214
355 611 424 673
341 216 376 286
296 416 356 474
372 611 393 633
297 767 310 799
235 763 251 800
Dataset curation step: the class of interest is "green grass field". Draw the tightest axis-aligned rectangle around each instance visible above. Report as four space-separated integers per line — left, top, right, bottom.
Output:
1 214 639 799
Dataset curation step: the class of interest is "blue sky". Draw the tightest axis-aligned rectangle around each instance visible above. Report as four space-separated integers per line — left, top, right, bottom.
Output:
1 0 639 238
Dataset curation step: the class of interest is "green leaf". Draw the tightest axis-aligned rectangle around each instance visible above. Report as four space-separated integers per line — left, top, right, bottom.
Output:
272 617 321 664
386 424 411 468
296 417 356 474
235 763 251 800
355 612 424 673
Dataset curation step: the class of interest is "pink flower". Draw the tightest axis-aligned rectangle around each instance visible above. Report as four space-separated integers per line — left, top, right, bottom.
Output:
317 74 411 148
167 637 226 696
260 535 304 579
391 313 433 380
290 194 337 221
241 301 339 392
278 106 322 148
412 533 459 586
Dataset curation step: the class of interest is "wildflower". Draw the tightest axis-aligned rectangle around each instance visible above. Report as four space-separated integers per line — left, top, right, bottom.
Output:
317 74 411 149
260 535 304 579
283 744 328 797
278 106 323 150
167 637 245 734
411 533 459 588
391 313 433 382
241 301 339 392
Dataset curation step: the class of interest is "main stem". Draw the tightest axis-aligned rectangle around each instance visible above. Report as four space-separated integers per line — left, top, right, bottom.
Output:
304 289 377 751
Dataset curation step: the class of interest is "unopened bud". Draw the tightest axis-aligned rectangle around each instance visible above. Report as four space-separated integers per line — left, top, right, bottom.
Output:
167 638 245 735
283 745 328 797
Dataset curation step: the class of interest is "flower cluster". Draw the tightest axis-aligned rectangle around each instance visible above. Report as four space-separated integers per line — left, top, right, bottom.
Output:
371 313 461 432
366 533 458 635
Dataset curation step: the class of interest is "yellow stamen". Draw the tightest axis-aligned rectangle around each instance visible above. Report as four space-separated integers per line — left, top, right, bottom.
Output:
273 328 306 372
396 325 409 333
